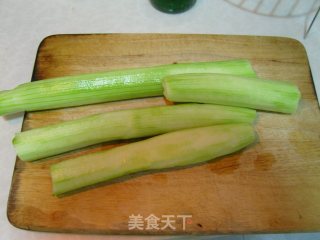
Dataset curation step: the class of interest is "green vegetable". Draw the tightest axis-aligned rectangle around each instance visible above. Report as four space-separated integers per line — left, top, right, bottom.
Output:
13 103 256 162
51 123 256 195
0 60 256 116
163 73 301 113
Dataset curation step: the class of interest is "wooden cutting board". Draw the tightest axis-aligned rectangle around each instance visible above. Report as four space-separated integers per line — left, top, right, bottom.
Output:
7 34 320 235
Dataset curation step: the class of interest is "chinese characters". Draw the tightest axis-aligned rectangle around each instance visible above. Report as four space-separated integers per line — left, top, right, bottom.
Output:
128 214 192 231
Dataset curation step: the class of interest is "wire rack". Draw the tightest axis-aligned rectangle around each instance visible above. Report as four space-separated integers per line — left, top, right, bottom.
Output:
225 0 320 18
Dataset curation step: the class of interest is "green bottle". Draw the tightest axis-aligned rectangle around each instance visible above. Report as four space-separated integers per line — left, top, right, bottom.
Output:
150 0 197 14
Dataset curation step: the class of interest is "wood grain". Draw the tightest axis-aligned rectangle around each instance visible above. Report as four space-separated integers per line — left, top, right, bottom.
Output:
7 34 320 234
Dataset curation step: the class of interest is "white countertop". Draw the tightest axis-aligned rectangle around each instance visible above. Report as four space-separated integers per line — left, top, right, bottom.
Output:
1 0 319 239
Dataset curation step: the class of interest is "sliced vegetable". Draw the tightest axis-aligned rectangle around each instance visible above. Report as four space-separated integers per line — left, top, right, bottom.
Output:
51 123 256 195
163 73 301 114
0 60 256 116
13 103 256 162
